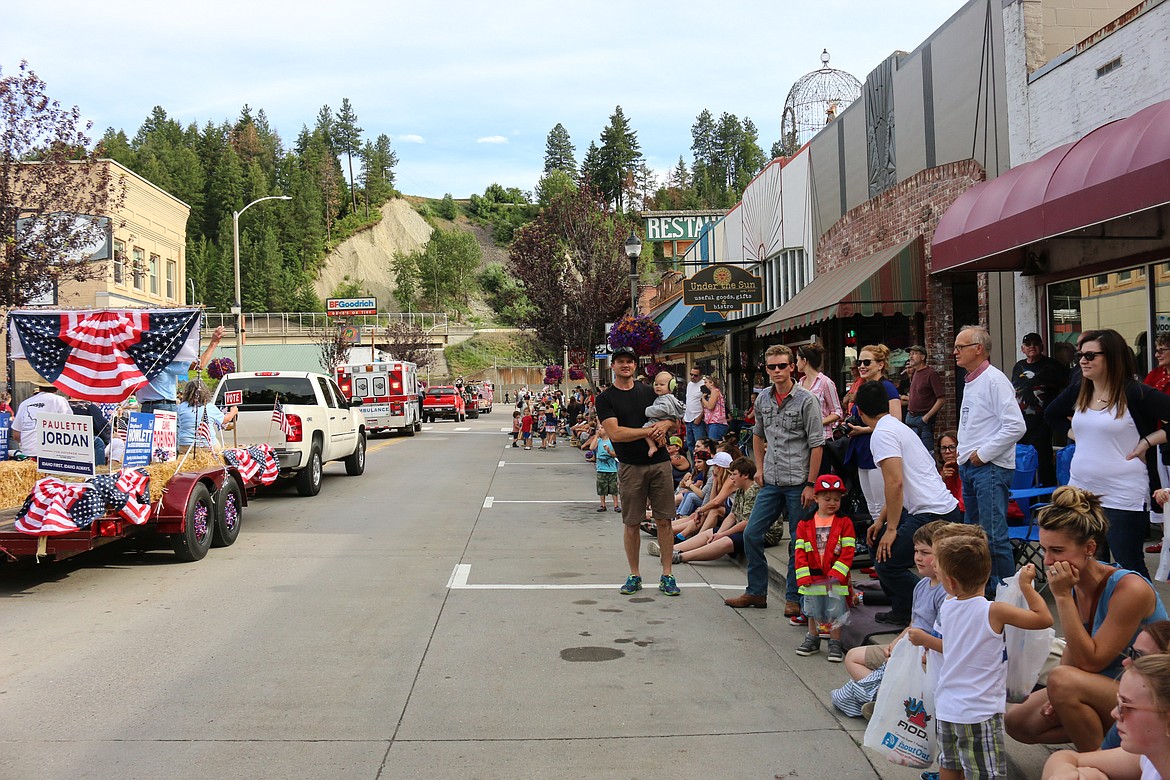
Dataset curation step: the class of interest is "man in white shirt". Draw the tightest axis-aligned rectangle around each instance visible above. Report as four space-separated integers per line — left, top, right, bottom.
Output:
683 366 706 453
859 380 962 625
11 383 73 458
954 325 1026 590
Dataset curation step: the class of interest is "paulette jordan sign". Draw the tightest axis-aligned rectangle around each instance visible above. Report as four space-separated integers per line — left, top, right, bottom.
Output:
682 264 763 316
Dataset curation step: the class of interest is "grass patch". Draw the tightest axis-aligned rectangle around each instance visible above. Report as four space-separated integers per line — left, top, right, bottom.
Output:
445 332 542 376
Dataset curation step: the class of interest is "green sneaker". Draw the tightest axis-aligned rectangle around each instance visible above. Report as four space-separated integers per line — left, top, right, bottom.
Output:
659 574 680 596
620 575 642 595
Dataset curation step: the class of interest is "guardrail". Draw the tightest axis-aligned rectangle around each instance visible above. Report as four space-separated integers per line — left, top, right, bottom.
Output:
202 311 448 336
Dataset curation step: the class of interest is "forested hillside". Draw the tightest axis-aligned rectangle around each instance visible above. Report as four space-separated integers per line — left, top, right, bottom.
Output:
100 100 398 313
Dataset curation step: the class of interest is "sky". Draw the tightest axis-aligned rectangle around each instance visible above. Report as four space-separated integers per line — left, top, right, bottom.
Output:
3 0 971 200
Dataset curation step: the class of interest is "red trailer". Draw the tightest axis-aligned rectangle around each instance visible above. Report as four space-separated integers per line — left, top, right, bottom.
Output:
0 466 248 564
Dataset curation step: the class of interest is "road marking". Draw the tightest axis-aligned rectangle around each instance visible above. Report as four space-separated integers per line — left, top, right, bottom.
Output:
455 427 471 431
499 428 511 432
482 496 601 507
498 460 506 467
447 564 741 591
368 437 410 454
498 462 586 466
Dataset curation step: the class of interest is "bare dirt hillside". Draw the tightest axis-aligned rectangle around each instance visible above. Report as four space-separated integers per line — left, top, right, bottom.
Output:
313 199 432 305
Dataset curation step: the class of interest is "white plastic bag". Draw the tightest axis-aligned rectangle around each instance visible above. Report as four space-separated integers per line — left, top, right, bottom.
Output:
863 637 936 768
996 572 1056 703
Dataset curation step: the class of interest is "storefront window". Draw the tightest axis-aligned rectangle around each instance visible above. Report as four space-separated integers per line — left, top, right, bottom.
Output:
1048 265 1151 371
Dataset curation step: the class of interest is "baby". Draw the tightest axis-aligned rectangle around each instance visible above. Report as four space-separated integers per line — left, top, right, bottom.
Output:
644 371 686 458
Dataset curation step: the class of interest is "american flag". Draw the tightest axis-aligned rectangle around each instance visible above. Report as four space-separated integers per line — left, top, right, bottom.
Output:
14 478 84 535
115 468 151 525
196 409 214 448
8 309 200 403
272 400 294 438
250 444 279 485
223 447 260 481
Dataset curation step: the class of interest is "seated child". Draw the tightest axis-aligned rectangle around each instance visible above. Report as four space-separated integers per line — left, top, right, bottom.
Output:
649 457 757 563
643 371 685 458
794 474 855 663
914 534 1052 780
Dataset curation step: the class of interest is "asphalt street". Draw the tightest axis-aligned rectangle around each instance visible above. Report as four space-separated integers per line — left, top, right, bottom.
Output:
0 414 1053 779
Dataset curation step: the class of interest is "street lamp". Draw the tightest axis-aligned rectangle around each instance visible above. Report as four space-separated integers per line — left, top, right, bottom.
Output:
624 230 642 314
233 195 292 372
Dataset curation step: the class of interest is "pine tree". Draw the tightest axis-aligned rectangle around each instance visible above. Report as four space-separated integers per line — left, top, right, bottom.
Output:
596 106 641 211
579 141 601 186
334 98 363 215
543 123 576 176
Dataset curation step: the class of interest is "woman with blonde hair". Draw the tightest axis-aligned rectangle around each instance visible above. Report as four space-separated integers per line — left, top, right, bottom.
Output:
1042 655 1170 779
842 344 902 538
1006 486 1168 752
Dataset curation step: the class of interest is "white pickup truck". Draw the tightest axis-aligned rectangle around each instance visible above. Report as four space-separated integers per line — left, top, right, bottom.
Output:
211 371 367 496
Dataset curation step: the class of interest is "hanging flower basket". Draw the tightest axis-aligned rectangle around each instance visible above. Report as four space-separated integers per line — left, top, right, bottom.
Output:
642 360 668 380
206 357 235 380
543 364 564 385
607 314 664 357
568 367 586 381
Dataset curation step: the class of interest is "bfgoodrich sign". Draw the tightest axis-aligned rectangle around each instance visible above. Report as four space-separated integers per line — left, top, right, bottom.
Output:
682 264 763 316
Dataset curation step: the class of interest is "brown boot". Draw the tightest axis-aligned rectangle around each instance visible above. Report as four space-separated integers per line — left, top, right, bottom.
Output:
724 593 767 609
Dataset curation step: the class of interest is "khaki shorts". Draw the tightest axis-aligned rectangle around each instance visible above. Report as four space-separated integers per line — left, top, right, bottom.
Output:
863 644 887 670
618 460 675 527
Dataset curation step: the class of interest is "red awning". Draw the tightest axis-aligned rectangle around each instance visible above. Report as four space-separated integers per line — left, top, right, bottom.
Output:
932 98 1170 273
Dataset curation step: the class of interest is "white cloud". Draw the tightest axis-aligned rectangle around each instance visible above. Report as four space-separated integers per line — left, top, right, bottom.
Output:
476 136 509 145
395 134 425 144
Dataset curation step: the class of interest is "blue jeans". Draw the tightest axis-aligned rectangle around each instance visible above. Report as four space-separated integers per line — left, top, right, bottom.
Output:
904 413 935 453
875 506 963 618
685 419 707 453
744 483 808 600
1105 507 1151 580
706 422 729 442
678 490 701 517
960 461 1016 589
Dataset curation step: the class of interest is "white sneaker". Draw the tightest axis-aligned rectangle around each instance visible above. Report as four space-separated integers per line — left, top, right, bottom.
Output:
647 541 661 557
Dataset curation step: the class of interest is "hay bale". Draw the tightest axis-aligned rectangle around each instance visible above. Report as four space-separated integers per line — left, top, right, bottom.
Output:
0 449 227 509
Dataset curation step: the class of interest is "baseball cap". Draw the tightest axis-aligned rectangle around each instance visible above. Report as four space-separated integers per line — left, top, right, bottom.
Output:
908 345 926 356
706 451 733 469
611 346 637 361
814 474 845 494
668 436 683 447
1022 332 1043 346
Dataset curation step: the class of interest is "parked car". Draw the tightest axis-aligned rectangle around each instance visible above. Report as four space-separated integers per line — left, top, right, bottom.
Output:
212 371 367 496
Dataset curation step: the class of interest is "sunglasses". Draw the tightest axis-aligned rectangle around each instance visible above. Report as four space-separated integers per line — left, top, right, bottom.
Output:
855 359 875 367
1075 350 1104 362
766 362 791 371
1122 645 1147 662
1116 693 1164 721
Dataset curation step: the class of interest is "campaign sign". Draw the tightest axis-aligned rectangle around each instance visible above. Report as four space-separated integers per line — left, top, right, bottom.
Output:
122 412 156 469
0 411 10 460
152 410 177 463
223 390 243 406
36 412 95 477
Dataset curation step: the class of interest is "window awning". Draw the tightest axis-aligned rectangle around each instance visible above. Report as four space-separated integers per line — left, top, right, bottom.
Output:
932 98 1170 273
653 298 688 333
662 304 724 351
755 238 924 338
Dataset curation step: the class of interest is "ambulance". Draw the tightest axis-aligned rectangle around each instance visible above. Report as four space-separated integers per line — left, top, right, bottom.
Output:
335 360 422 437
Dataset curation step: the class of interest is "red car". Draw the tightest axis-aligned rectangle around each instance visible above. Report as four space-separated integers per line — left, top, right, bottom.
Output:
422 385 466 423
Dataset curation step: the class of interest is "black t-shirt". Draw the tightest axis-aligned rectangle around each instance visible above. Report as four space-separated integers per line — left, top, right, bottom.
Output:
1012 356 1069 416
595 382 669 466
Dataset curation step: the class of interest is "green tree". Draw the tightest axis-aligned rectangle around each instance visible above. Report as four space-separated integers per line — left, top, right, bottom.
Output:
535 168 576 206
596 106 641 211
437 193 458 220
334 98 362 215
543 123 576 176
360 133 397 208
394 227 481 314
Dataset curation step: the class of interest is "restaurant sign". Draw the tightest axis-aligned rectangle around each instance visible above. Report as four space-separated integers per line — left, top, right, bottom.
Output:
682 264 763 317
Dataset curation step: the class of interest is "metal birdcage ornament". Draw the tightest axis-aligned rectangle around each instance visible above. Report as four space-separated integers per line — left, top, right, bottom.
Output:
779 49 862 156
